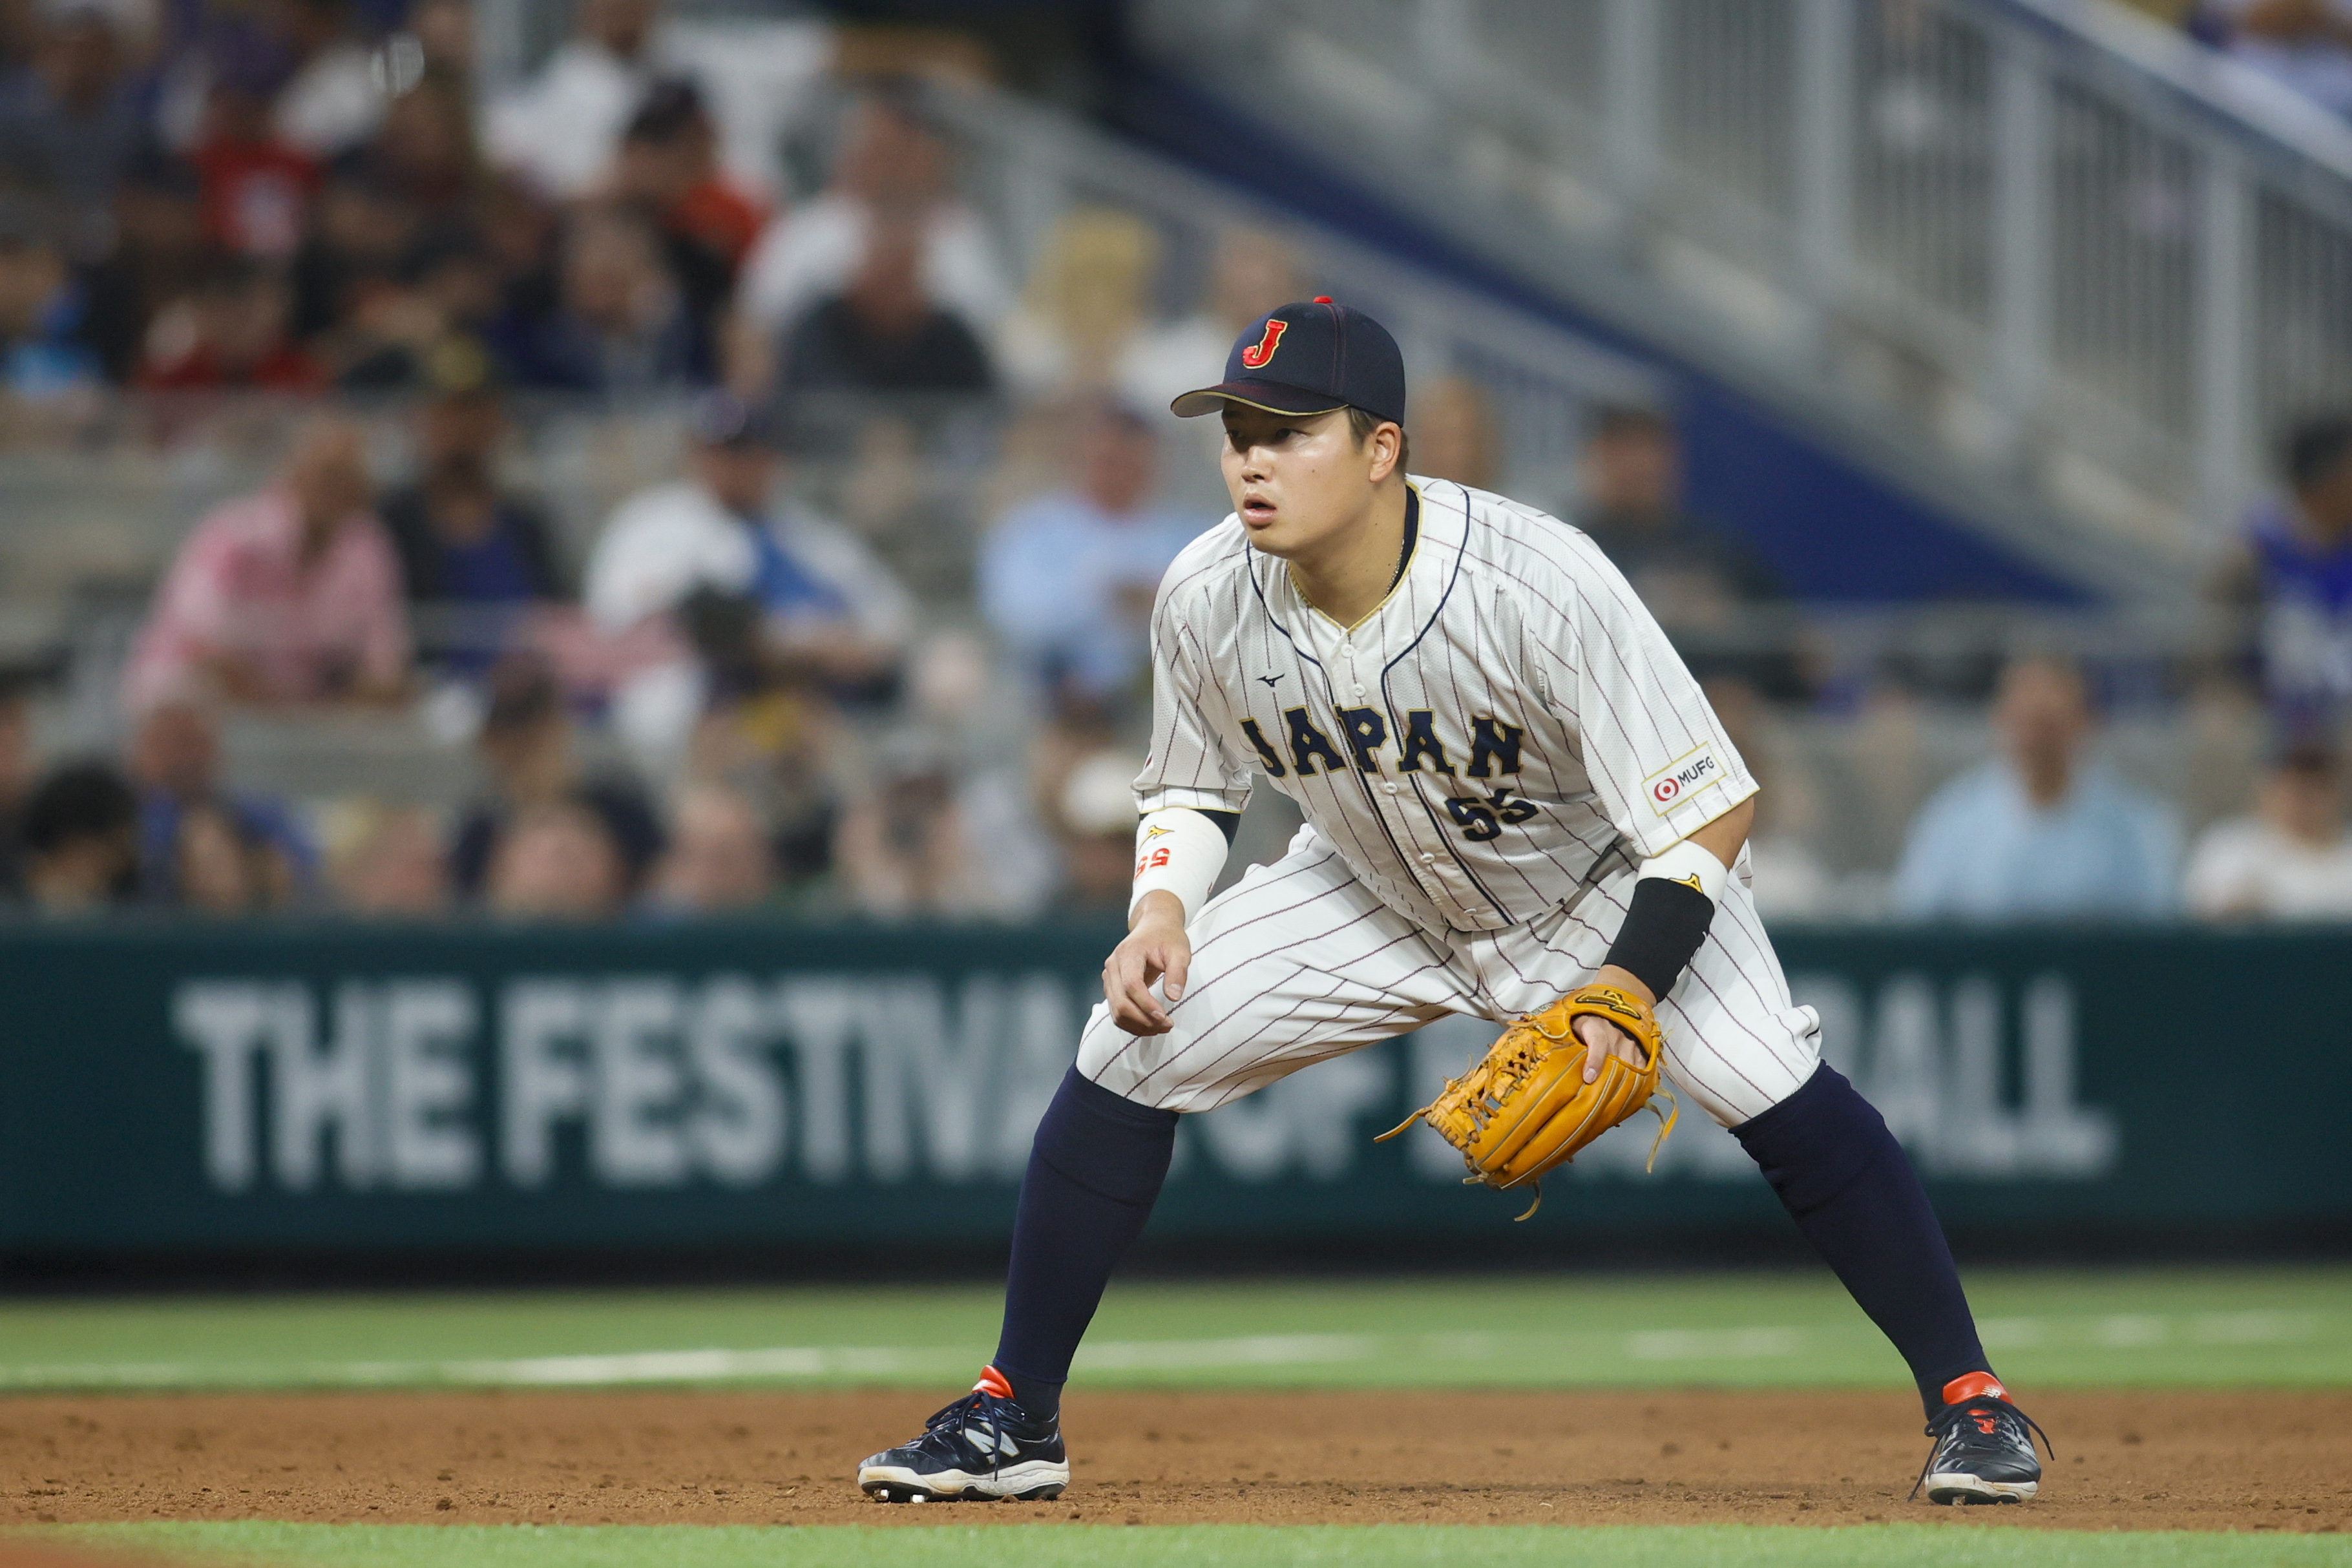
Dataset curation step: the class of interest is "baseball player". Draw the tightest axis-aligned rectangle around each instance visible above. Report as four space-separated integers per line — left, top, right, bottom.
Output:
859 300 2049 1507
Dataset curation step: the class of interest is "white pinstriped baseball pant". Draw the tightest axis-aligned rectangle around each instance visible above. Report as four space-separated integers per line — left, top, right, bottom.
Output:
1076 826 1822 1127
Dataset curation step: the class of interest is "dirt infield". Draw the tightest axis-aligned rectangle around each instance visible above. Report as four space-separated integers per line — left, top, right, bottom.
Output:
1 1389 2345 1535
0 1547 152 1568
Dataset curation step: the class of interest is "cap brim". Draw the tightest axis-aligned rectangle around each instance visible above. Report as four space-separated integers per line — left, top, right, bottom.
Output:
1169 381 1349 419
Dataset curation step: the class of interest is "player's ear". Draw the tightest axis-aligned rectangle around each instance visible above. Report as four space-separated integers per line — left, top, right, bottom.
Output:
1366 421 1404 484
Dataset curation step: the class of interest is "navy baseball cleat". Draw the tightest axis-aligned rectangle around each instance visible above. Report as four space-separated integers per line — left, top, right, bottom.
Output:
857 1367 1069 1503
1913 1373 2050 1505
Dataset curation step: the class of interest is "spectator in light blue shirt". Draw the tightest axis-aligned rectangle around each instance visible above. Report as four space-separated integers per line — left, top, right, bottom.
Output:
1893 656 2179 920
978 403 1205 718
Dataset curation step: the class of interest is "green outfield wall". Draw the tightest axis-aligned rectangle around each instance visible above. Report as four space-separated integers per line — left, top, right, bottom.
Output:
0 921 2343 1257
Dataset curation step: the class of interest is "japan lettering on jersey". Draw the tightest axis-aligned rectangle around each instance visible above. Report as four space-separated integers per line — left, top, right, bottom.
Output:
1132 477 1757 935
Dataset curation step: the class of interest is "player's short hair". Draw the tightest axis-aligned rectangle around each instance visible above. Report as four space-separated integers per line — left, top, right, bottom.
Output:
623 78 708 146
20 760 137 857
1345 405 1411 475
2281 414 2352 494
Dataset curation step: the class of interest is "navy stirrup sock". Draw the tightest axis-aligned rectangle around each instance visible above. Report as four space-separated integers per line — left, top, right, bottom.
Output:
1734 1063 1992 1416
992 1066 1179 1422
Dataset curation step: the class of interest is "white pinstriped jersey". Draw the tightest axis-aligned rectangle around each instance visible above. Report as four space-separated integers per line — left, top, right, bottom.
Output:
1133 476 1760 937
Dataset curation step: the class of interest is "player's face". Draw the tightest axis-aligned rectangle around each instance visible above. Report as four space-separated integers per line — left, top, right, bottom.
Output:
1217 405 1380 561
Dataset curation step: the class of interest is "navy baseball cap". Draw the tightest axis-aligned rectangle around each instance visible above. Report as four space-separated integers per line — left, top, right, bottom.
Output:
1171 297 1407 426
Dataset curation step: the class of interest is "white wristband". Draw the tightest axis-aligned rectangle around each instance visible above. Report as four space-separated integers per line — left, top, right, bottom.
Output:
1638 838 1728 905
1129 807 1230 925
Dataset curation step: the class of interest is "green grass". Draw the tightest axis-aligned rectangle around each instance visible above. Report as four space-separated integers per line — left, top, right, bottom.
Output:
32 1522 2352 1568
14 1275 2350 1567
0 1269 2343 1396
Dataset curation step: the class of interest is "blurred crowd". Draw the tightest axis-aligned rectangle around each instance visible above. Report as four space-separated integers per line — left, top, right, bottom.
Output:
1 0 2349 927
1732 397 2352 925
0 0 1331 923
0 0 987 413
0 373 2344 927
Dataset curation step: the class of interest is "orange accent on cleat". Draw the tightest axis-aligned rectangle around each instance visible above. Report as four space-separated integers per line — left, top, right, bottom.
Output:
1942 1372 2010 1406
973 1366 1014 1399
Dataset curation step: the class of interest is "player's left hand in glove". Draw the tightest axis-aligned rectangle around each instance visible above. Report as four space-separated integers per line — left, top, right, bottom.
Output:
1378 985 1677 1218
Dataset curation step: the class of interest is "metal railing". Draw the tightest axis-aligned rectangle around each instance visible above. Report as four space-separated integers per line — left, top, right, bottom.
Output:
1137 0 2352 585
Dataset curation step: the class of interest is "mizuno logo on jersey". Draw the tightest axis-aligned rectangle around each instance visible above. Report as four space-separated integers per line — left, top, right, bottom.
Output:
1237 707 1525 780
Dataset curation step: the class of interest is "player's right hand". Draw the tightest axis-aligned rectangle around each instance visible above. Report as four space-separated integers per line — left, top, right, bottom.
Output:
1575 965 1661 1083
1105 891 1190 1036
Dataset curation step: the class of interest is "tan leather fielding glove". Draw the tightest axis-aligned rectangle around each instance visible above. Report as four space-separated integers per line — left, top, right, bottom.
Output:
1378 985 1677 1218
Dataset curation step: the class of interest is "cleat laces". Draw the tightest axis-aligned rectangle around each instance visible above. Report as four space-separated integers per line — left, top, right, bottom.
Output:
1909 1397 2053 1500
908 1390 1035 1481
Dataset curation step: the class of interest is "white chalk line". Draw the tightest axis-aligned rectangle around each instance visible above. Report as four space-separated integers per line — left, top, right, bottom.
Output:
0 1312 2324 1391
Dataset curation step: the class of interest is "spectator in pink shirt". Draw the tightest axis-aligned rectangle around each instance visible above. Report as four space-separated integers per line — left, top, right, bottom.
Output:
125 417 414 711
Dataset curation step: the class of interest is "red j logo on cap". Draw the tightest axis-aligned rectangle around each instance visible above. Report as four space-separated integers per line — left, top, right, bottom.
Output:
1239 319 1287 369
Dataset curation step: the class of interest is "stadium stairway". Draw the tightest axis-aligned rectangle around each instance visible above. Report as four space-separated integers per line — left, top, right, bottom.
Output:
1103 0 2352 612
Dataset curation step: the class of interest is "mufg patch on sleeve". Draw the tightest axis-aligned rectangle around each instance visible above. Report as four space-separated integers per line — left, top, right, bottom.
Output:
1643 745 1728 815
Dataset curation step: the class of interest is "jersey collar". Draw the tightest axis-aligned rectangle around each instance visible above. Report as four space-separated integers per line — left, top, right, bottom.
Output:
1275 480 1439 635
1389 485 1421 594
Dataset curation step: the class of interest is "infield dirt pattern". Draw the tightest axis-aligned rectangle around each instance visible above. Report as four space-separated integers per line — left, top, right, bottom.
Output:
1 1389 2345 1536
